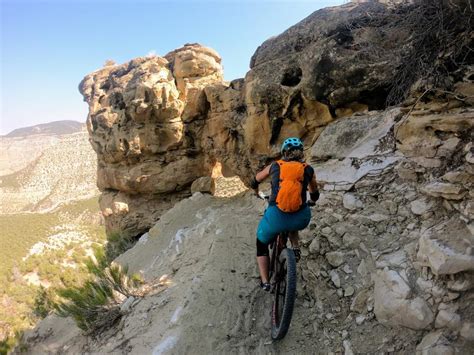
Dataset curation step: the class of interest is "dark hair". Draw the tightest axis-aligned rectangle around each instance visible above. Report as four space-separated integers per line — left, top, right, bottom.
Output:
283 148 304 162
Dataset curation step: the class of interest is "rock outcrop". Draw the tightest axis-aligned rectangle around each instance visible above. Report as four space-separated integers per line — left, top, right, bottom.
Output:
79 44 224 236
80 2 447 238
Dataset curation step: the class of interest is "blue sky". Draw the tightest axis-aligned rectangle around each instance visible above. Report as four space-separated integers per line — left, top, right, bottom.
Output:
1 0 343 134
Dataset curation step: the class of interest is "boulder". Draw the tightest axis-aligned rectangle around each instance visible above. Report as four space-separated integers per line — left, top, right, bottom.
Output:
410 198 434 215
311 109 398 161
417 218 474 275
343 193 363 210
79 44 224 236
374 269 434 330
396 109 474 158
434 309 461 330
191 177 216 195
460 322 474 341
446 273 474 292
416 330 454 355
421 182 466 201
326 251 345 267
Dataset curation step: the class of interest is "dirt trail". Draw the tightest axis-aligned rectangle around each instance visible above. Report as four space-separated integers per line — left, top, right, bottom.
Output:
26 188 329 354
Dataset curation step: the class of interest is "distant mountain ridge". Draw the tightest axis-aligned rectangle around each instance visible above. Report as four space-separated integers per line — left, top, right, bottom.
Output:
4 120 85 137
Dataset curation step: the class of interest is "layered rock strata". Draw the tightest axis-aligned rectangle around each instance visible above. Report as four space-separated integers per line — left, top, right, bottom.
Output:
79 44 223 236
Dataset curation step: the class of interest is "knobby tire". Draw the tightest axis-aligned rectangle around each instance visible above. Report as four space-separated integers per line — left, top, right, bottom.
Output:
271 248 297 340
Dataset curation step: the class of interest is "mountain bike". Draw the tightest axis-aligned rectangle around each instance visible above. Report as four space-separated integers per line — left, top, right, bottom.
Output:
257 192 313 340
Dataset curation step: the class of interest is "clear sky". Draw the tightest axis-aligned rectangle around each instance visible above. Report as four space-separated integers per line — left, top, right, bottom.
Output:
1 0 343 135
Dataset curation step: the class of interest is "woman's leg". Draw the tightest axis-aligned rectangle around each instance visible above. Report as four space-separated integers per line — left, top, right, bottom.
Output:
256 239 270 283
256 207 279 286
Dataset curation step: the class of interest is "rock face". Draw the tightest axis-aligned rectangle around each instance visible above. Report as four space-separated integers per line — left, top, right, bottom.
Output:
79 44 223 236
80 3 434 237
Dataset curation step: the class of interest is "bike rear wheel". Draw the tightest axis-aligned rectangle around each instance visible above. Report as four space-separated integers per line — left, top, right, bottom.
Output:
271 248 297 340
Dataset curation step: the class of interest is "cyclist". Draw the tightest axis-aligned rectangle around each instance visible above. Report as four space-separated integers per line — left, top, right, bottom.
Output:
250 137 319 292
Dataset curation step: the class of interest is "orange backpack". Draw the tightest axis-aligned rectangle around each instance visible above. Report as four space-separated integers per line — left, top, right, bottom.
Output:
275 160 306 213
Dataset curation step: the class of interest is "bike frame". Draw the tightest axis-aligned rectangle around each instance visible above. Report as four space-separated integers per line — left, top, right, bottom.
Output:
269 232 288 286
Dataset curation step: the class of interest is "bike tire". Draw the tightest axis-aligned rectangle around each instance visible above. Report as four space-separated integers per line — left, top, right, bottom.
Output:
271 248 297 340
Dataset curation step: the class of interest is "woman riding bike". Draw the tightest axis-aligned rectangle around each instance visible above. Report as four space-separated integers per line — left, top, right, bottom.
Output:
251 137 319 291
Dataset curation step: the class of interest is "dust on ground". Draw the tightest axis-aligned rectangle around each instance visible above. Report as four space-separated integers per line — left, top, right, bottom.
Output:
22 178 417 354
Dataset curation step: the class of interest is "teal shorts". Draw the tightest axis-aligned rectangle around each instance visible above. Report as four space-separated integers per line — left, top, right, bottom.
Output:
256 205 311 244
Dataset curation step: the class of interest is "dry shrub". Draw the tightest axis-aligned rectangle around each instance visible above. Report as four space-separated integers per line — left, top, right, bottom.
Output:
345 0 473 106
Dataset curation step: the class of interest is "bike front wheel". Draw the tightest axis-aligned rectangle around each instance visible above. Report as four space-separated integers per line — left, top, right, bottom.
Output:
271 248 297 340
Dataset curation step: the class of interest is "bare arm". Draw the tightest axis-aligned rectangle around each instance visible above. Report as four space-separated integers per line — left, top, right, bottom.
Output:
256 164 271 182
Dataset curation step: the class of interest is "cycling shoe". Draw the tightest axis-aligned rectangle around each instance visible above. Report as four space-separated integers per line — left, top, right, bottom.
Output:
260 281 271 292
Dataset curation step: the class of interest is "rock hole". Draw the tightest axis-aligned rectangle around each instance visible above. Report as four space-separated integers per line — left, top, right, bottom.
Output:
144 90 151 103
235 104 247 114
281 67 302 87
91 117 98 131
269 117 284 145
358 86 390 110
110 92 126 110
123 139 130 151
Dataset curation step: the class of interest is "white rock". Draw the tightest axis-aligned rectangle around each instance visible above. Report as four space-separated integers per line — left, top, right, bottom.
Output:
410 198 434 215
375 249 407 269
330 270 341 288
369 213 390 222
466 151 474 164
314 156 400 190
374 269 434 330
435 309 461 330
343 234 361 248
416 330 454 355
343 193 363 210
342 264 353 274
446 273 474 291
343 340 354 355
357 260 369 277
460 322 474 341
355 315 366 325
326 251 345 267
321 226 333 236
417 219 474 275
421 182 466 200
309 238 320 254
120 296 136 313
344 286 355 297
350 289 370 313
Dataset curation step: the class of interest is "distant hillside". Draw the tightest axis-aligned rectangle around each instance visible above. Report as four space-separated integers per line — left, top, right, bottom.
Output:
0 130 98 213
4 120 84 138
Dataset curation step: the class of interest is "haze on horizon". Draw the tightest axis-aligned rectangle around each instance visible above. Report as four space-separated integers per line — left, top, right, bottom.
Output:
0 0 343 135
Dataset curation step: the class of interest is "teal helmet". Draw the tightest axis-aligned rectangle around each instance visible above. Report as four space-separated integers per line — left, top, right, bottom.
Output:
281 137 303 153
